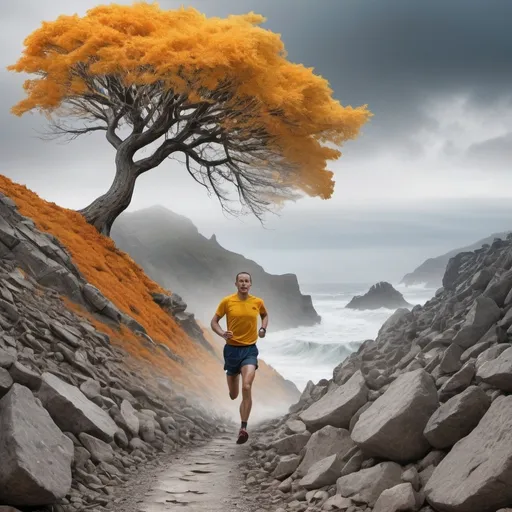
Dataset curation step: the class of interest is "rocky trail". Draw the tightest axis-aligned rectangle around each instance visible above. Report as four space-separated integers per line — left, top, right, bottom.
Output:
119 431 255 512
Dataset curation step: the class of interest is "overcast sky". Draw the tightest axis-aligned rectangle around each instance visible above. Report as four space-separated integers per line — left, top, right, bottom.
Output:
2 0 512 284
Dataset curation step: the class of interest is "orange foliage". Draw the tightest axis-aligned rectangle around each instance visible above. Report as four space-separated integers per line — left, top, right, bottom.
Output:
8 2 371 201
0 175 223 396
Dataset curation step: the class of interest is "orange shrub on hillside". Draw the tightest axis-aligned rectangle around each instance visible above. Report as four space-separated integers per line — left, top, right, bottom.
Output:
0 176 212 364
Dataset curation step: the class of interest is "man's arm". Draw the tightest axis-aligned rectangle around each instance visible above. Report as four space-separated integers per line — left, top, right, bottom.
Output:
259 300 269 338
211 313 233 340
260 312 269 329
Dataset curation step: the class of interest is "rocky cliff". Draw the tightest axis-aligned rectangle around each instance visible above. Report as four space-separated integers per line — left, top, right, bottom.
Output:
241 234 512 512
0 176 299 511
111 206 321 330
401 230 511 288
346 282 412 310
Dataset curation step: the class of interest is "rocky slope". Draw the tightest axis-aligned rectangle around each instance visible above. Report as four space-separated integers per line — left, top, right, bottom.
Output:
238 234 512 512
0 176 299 511
401 231 511 288
346 282 412 310
111 206 321 330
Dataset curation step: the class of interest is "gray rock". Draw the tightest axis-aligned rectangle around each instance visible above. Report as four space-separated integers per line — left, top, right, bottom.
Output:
0 347 16 369
438 361 476 402
296 426 355 478
452 297 501 349
476 346 512 392
79 378 101 400
425 395 512 512
78 433 114 463
483 269 512 307
461 340 493 363
0 367 13 397
439 344 463 374
340 448 364 477
471 269 493 291
424 386 491 449
476 343 511 370
299 453 343 490
373 482 419 512
272 431 311 455
322 495 354 511
351 369 439 462
8 361 41 390
285 419 307 435
300 370 368 432
273 454 302 480
119 399 140 436
402 467 420 492
37 372 118 442
82 284 109 311
336 462 403 507
0 384 73 506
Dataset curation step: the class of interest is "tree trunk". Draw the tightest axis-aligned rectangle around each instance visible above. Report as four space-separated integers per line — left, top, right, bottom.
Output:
78 155 138 237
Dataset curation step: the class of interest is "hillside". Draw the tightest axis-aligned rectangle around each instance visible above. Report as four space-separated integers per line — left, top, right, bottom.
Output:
0 175 300 510
400 230 512 288
111 205 321 330
243 235 512 511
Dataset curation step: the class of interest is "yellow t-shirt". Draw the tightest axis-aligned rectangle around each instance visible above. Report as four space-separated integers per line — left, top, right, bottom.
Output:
215 293 267 346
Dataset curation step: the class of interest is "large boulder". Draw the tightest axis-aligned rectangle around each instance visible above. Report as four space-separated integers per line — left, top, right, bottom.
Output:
452 297 501 349
37 372 118 442
346 282 412 310
351 369 438 462
425 395 512 512
423 386 491 449
0 384 73 506
299 370 368 432
296 426 355 478
476 346 512 392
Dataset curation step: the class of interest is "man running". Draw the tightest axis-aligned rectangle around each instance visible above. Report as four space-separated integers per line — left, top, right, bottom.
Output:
211 271 268 444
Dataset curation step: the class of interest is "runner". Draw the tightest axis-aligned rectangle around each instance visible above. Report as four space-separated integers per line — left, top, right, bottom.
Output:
210 271 268 444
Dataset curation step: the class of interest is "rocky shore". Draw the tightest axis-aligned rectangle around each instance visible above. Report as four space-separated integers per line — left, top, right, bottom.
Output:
239 235 512 512
0 191 237 511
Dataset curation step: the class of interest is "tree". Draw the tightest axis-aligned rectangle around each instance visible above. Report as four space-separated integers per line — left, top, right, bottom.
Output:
8 3 372 236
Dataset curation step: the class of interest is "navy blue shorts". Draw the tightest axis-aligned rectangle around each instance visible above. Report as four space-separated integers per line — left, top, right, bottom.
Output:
223 343 259 376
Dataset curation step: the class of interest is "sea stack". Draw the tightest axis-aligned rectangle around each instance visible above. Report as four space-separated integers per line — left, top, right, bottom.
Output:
345 282 412 310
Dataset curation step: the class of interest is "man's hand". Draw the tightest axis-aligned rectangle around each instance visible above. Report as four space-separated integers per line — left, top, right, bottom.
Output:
222 330 233 340
258 327 266 338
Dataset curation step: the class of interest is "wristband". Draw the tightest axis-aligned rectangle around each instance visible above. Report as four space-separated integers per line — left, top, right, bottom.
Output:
259 327 266 332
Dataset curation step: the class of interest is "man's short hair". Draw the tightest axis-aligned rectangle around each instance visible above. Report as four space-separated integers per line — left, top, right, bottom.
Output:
236 271 252 283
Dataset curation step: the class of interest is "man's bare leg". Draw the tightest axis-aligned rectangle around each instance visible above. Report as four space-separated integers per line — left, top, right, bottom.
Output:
226 373 240 400
236 364 256 444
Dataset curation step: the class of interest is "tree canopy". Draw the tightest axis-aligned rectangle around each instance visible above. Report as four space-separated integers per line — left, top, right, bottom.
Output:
8 2 372 235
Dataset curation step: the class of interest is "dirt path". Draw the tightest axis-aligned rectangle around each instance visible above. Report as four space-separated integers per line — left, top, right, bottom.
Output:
115 429 264 512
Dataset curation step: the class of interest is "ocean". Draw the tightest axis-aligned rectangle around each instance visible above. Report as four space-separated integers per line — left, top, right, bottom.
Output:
258 282 437 393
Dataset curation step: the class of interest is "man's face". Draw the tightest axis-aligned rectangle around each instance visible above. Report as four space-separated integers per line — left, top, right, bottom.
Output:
236 274 252 294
